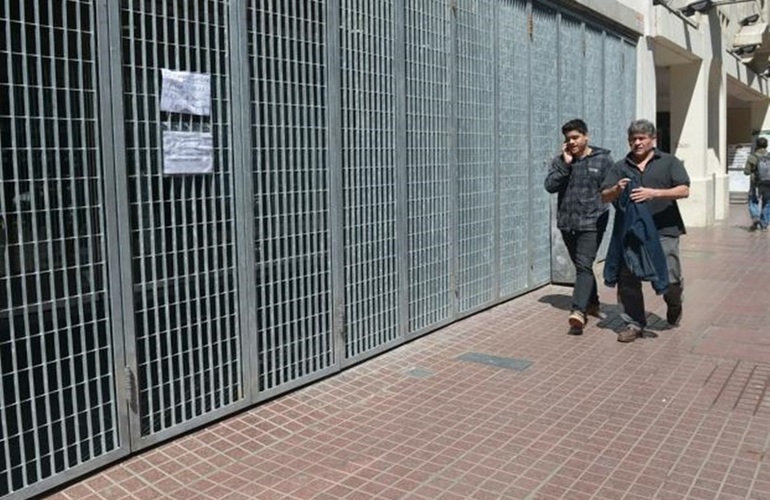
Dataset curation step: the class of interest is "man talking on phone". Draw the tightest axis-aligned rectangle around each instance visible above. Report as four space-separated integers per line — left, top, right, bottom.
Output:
545 119 614 334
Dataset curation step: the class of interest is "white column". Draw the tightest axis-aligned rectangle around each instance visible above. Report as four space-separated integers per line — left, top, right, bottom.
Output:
711 61 729 221
671 59 713 227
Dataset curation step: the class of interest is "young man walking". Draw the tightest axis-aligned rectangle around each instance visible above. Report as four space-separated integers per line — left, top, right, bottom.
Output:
601 119 690 342
744 136 770 232
545 119 613 333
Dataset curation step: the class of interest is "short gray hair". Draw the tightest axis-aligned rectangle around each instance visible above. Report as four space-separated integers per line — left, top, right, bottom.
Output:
627 119 656 138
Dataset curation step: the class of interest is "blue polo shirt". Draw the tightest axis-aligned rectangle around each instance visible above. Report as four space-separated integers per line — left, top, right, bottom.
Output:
602 149 690 237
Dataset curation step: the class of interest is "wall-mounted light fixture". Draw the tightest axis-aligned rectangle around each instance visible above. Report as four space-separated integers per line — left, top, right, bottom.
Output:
733 44 759 55
681 0 757 17
740 13 761 25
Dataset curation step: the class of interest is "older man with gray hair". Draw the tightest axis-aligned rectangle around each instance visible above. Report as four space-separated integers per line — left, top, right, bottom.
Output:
601 119 690 343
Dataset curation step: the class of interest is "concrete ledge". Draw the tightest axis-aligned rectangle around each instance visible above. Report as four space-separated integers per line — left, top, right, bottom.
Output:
559 0 644 36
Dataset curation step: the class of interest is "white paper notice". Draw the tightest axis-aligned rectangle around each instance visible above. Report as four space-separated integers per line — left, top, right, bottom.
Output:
163 131 214 175
160 69 211 116
727 143 752 171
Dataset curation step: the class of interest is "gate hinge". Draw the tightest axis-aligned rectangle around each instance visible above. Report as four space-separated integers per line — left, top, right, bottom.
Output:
124 366 138 413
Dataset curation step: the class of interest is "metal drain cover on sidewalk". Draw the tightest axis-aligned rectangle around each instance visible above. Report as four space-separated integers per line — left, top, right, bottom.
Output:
457 352 532 371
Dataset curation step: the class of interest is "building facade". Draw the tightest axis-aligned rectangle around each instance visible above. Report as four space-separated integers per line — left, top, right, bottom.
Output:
0 1 766 498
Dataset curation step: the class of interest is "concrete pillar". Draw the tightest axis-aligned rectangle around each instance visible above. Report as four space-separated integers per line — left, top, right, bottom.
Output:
710 61 729 221
636 37 657 120
670 60 713 227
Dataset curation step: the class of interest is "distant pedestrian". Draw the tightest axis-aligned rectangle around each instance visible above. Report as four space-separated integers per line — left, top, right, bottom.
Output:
544 119 613 334
743 136 770 232
601 119 690 342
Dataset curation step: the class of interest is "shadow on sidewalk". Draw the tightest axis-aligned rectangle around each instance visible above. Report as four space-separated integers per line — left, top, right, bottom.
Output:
538 293 669 335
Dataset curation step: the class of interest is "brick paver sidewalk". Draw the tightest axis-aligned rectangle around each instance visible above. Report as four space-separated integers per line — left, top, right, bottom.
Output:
45 207 770 499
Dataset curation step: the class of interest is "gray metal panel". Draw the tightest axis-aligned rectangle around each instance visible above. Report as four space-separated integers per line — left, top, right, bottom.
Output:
604 35 626 161
340 0 400 358
559 16 585 125
248 1 335 390
119 0 243 438
456 0 496 313
405 0 453 332
529 3 558 287
498 0 530 297
624 40 637 136
0 1 121 496
584 27 605 149
550 14 586 285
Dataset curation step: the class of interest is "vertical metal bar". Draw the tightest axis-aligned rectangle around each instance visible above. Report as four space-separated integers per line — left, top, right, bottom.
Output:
394 0 408 338
229 0 256 403
15 0 38 483
448 0 459 318
29 0 56 477
526 0 534 288
492 0 501 301
327 0 345 364
94 0 130 456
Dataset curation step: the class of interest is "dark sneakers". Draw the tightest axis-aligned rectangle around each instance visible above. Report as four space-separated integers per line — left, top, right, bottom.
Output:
667 304 683 327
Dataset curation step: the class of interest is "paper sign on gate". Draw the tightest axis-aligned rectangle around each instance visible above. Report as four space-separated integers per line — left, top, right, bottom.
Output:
162 131 214 175
160 69 211 116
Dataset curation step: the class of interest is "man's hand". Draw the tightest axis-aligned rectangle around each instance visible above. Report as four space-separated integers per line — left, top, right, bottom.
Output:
601 178 630 203
630 186 658 203
561 143 573 165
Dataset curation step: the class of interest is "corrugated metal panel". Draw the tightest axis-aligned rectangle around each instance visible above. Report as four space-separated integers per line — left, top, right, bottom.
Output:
340 0 400 357
498 0 530 297
0 1 119 495
456 0 496 312
120 0 242 437
529 3 558 287
248 0 335 391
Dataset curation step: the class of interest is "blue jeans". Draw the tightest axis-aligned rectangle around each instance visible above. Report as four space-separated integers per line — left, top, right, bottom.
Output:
748 187 770 229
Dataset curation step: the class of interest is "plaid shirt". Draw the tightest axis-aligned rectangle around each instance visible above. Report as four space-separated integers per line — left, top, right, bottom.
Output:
544 146 613 232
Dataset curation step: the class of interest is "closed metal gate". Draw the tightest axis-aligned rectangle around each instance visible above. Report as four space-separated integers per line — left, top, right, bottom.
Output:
247 0 337 394
114 0 246 446
1 0 639 497
0 1 127 497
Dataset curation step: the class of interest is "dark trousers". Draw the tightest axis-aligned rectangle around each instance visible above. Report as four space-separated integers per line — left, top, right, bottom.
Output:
561 226 606 314
617 235 683 330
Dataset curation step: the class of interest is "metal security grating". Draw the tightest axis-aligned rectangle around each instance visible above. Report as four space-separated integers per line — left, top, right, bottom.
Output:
604 35 625 158
456 0 496 313
120 0 242 437
623 40 637 147
559 16 584 123
248 0 334 390
584 27 605 150
0 1 119 495
498 0 530 298
405 0 452 331
529 4 557 287
340 0 400 357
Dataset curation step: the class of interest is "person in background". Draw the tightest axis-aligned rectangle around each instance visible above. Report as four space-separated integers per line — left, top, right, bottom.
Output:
601 119 690 342
544 119 613 334
743 136 770 232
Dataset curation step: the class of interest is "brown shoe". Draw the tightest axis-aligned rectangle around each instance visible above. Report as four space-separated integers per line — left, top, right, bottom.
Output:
568 311 586 330
617 327 640 343
586 303 602 318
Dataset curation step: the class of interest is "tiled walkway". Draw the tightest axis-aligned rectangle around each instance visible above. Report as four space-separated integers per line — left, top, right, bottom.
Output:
44 206 770 500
